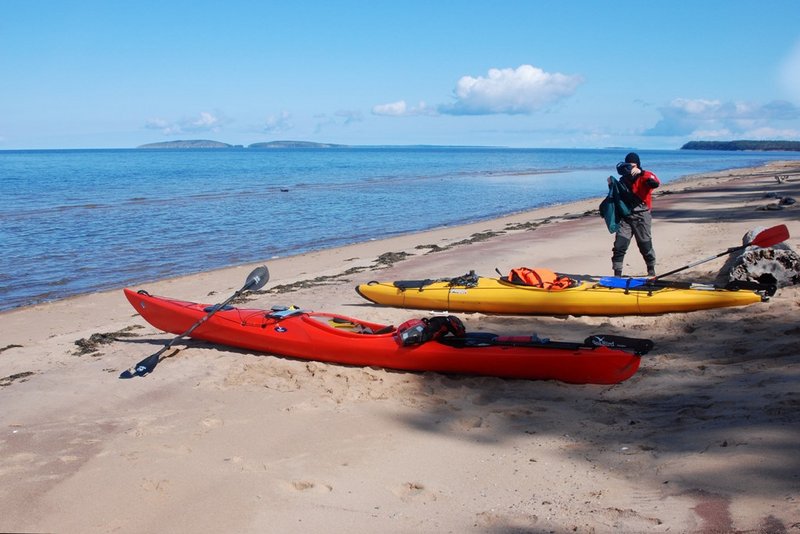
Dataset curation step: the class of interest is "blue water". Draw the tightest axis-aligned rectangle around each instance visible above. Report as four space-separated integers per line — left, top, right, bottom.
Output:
2 146 798 311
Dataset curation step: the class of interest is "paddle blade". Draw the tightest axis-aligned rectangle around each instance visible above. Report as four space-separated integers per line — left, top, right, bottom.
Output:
750 224 789 249
244 265 269 291
119 352 160 379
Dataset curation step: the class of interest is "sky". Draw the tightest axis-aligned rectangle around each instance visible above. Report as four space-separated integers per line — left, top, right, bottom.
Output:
2 0 800 150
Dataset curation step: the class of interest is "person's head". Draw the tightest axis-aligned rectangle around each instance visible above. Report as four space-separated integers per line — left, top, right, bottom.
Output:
624 152 641 168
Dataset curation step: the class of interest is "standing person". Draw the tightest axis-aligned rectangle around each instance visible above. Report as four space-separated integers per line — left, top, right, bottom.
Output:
610 152 660 277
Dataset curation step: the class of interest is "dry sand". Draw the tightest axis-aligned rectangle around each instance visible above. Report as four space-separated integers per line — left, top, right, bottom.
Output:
1 161 799 533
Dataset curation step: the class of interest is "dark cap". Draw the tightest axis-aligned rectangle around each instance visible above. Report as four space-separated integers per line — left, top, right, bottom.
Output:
624 152 641 166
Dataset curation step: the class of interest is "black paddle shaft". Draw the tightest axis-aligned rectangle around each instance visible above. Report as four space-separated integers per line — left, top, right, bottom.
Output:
650 246 742 282
650 224 789 282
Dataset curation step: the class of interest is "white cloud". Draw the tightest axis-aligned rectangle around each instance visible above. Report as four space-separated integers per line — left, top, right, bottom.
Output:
372 101 406 116
645 97 800 138
263 111 292 133
145 111 229 135
371 64 581 119
779 39 800 104
188 111 220 130
668 98 724 116
372 100 432 117
439 64 583 115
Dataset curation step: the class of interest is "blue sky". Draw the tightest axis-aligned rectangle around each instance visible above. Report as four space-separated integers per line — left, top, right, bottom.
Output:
2 1 800 150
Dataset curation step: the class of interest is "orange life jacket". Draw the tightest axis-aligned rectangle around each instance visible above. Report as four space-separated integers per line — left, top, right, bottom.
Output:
507 267 573 290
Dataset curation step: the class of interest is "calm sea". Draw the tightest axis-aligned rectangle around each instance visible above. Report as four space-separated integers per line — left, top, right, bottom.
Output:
2 146 798 311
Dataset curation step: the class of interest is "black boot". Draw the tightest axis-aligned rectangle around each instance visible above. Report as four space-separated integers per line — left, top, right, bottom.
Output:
614 269 622 277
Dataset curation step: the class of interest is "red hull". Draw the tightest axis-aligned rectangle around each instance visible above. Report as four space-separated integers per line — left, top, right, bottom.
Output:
124 289 642 384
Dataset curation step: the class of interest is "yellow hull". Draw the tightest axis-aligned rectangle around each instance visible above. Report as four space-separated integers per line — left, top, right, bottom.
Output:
356 277 764 315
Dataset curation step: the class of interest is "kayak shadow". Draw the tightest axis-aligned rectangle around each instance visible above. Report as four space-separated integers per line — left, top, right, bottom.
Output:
383 295 800 514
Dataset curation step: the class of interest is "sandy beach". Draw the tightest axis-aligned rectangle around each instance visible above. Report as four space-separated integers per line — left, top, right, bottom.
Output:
1 161 799 533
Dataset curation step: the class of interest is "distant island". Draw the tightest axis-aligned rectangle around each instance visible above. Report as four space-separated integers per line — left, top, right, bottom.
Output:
137 139 235 149
681 140 800 151
248 140 347 149
136 139 346 149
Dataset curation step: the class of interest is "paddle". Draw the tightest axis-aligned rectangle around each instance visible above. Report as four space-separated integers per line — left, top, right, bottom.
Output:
119 265 270 379
650 224 789 282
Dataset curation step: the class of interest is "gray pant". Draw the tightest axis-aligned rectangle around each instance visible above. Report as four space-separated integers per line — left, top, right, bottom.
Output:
612 210 655 272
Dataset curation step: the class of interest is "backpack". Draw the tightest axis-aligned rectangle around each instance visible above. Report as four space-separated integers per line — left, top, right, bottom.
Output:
506 267 574 290
394 315 466 346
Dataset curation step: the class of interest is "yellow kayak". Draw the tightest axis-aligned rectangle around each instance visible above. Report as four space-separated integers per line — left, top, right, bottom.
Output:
355 273 770 315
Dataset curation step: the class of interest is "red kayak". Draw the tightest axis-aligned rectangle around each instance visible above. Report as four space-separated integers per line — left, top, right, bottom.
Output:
124 288 651 384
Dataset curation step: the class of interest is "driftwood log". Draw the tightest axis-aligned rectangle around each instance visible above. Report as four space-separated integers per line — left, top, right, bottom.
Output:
717 228 800 288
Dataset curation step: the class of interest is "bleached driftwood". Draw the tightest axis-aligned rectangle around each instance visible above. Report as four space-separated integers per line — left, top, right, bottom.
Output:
717 228 800 288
